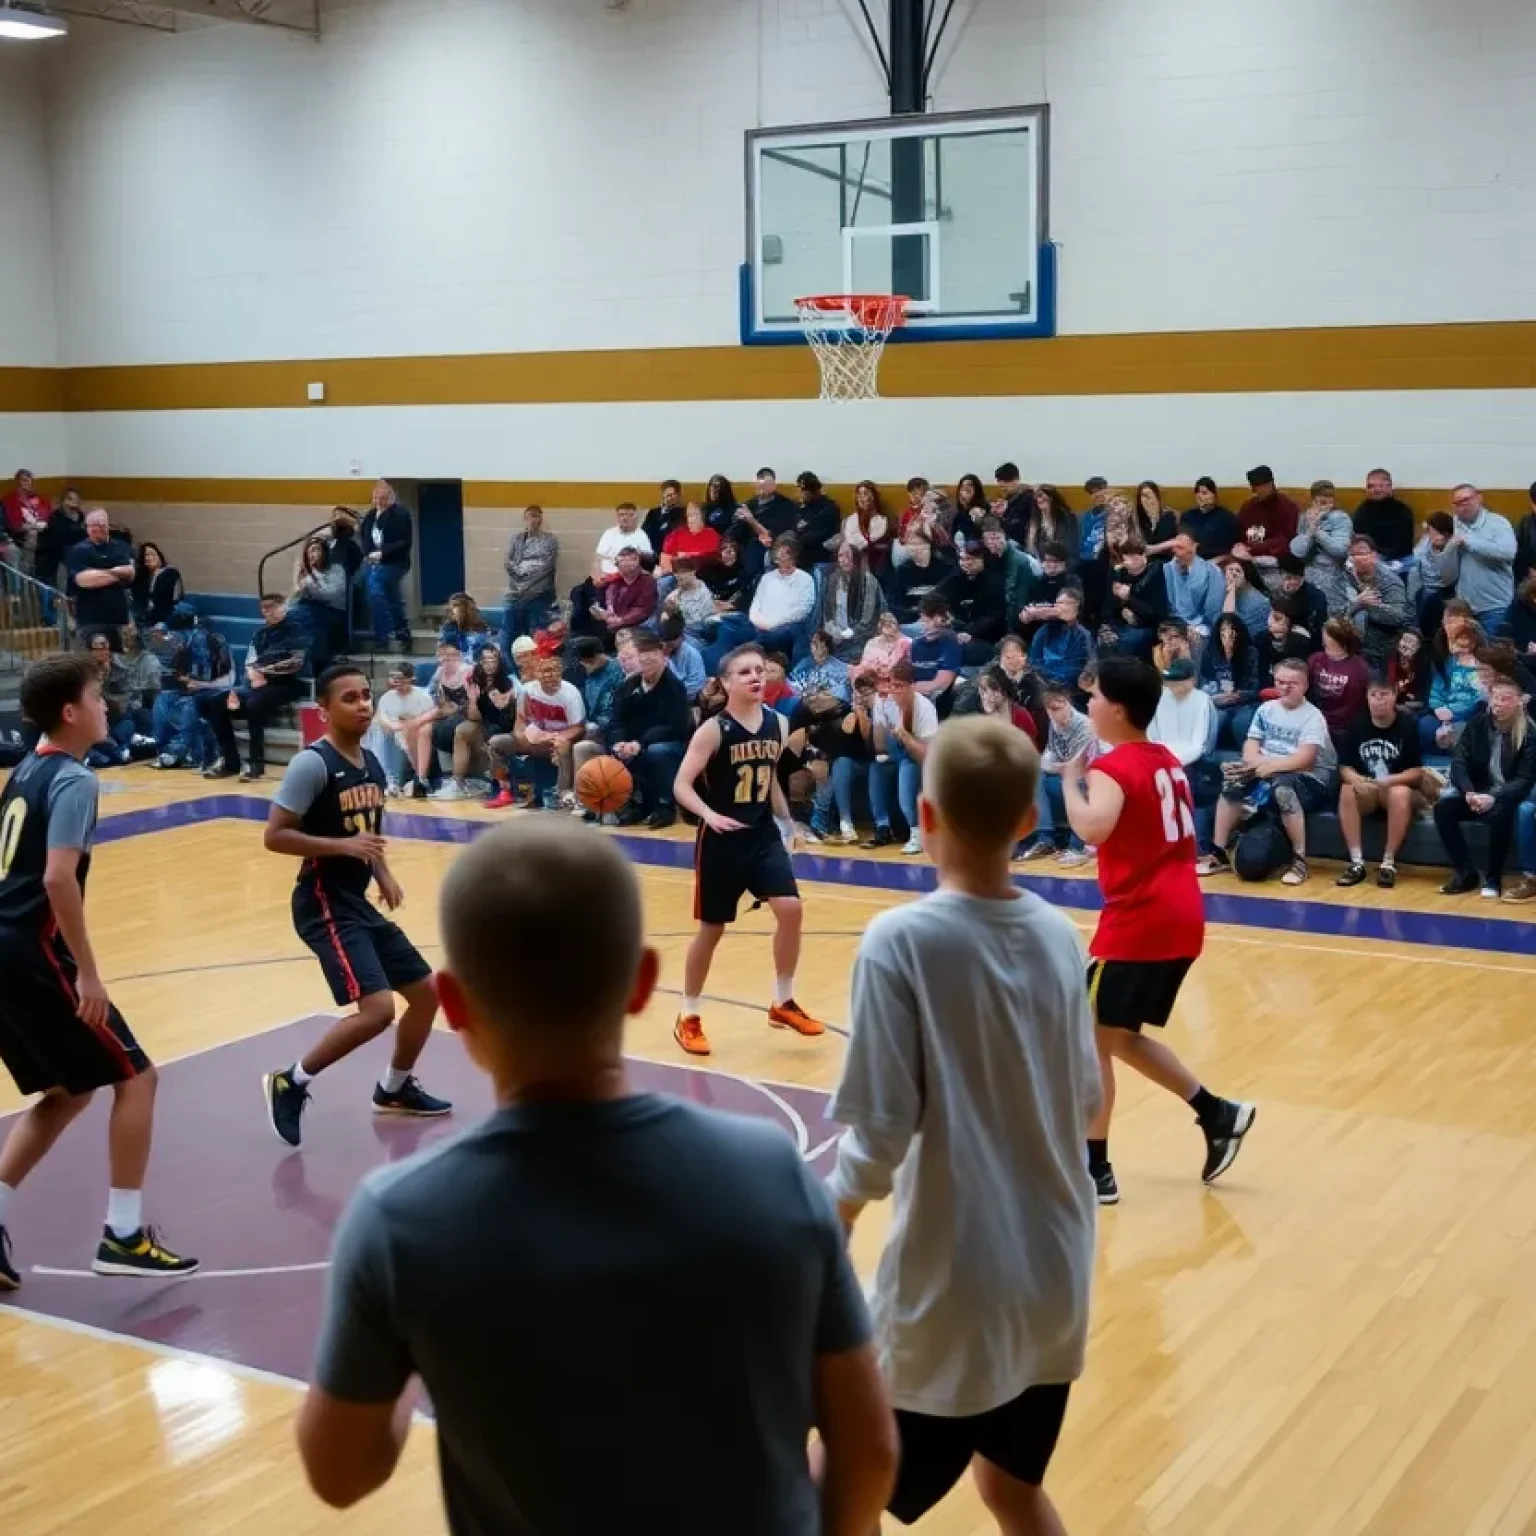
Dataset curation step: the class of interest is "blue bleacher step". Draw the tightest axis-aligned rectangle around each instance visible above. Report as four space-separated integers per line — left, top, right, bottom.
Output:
187 591 265 622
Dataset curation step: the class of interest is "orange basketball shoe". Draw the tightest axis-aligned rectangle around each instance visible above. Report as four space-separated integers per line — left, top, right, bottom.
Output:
768 999 825 1037
674 1014 711 1057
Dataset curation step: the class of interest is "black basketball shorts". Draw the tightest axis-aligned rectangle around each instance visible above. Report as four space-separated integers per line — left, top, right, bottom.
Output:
693 822 799 926
1086 957 1197 1033
292 886 434 1006
0 931 150 1096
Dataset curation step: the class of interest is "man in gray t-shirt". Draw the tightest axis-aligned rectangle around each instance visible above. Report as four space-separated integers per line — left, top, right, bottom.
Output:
298 817 898 1534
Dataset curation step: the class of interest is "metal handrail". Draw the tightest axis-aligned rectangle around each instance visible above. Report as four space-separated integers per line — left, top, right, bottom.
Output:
0 559 71 666
255 514 369 662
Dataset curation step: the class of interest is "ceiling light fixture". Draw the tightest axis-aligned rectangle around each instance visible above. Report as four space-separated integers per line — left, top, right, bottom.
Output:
0 5 66 39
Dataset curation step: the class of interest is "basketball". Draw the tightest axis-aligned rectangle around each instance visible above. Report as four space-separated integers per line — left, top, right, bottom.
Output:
575 755 633 816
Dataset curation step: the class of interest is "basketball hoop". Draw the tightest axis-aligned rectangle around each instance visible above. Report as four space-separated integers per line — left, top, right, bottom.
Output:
794 294 909 402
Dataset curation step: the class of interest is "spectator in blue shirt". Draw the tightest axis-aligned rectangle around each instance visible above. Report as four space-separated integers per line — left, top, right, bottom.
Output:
1163 531 1224 645
657 615 706 701
908 595 964 717
1028 586 1095 689
789 628 851 704
1078 476 1111 564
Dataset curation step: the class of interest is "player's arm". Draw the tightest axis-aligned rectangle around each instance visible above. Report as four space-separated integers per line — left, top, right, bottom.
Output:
263 754 386 864
1059 761 1127 846
672 718 740 833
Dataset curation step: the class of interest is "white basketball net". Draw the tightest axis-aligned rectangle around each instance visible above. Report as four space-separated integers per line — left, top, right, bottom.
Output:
795 295 909 402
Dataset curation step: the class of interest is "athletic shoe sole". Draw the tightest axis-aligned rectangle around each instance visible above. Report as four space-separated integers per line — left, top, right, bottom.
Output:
371 1102 452 1117
1203 1102 1257 1183
90 1257 201 1278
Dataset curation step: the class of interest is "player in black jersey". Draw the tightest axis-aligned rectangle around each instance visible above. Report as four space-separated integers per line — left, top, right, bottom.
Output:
670 644 824 1057
0 654 197 1287
261 664 450 1148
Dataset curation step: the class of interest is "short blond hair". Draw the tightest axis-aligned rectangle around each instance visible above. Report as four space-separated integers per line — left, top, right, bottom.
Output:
923 716 1040 851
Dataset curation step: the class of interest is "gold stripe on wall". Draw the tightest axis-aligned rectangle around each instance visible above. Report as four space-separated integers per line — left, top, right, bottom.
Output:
53 318 1536 412
0 367 67 414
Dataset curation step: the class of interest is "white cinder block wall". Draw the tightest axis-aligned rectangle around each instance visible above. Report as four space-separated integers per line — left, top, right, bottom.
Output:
12 0 1536 485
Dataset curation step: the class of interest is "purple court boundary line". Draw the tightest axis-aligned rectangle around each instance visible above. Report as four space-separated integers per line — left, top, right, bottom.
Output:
98 794 1536 960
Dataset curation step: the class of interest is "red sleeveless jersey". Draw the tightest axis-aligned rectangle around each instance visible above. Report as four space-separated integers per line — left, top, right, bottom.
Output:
1088 739 1205 963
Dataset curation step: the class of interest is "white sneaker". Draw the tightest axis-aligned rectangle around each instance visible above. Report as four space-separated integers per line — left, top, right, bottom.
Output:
385 780 403 798
429 781 469 802
1020 841 1056 862
1057 848 1093 868
796 821 822 845
902 835 922 856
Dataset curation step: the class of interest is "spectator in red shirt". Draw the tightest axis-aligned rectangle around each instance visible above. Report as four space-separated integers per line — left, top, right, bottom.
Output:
2 468 50 568
594 546 657 644
1238 465 1302 571
660 501 722 574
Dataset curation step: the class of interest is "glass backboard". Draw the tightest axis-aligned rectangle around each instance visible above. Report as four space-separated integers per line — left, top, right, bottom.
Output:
744 106 1051 345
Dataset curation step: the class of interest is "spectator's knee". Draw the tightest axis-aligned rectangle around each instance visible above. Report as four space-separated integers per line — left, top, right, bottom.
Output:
453 719 477 744
1273 783 1301 818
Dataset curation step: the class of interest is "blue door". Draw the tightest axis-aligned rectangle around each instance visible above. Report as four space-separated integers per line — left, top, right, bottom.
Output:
416 480 465 606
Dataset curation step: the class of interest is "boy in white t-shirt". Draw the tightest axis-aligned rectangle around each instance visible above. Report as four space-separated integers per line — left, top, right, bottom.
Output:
863 660 940 856
1021 684 1100 867
368 662 435 795
1198 655 1336 886
487 654 587 811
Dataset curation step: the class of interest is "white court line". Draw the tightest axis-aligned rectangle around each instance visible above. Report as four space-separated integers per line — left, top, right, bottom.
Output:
31 1261 331 1281
805 1134 840 1163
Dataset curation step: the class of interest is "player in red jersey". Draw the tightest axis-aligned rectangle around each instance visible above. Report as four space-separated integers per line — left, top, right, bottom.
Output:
1060 655 1255 1206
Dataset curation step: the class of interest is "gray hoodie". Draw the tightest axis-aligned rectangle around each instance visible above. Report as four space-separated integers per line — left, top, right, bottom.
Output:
1290 508 1355 616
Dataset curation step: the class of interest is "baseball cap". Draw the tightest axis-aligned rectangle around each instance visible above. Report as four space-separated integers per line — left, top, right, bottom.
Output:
1162 658 1196 682
510 635 538 657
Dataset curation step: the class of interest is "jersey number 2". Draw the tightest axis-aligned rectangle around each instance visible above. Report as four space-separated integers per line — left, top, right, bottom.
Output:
1154 768 1196 844
734 764 773 805
0 799 25 877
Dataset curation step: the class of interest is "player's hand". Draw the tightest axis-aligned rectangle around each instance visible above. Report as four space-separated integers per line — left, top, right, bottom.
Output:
375 871 404 910
349 831 388 862
75 971 111 1031
705 811 747 834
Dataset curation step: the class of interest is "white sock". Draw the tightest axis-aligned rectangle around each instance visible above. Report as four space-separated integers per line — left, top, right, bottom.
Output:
1349 846 1364 863
291 1062 316 1087
682 995 701 1017
0 1180 14 1226
106 1188 143 1240
380 1067 409 1094
774 974 795 1005
1381 854 1396 868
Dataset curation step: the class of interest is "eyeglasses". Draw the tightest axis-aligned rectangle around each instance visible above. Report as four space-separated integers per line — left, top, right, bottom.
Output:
1451 494 1477 508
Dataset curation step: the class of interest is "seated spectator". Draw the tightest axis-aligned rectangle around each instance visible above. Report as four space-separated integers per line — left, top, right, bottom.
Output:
592 546 658 646
1335 676 1438 889
714 535 815 659
888 527 952 626
1163 532 1223 645
1011 540 1072 641
992 461 1033 543
85 630 155 765
1028 586 1094 690
1423 617 1485 752
1134 480 1180 556
817 542 881 661
976 663 1044 748
936 541 1007 663
909 595 964 714
1475 640 1536 702
570 504 653 638
510 632 542 685
1507 572 1536 659
130 541 183 631
408 640 475 797
729 467 800 576
150 606 232 770
290 537 348 671
789 628 851 705
1238 465 1302 571
1019 684 1098 866
701 473 739 536
1343 533 1410 668
660 500 722 576
807 670 878 845
789 472 840 569
1272 553 1329 649
1255 604 1312 680
1148 657 1220 817
1199 656 1335 885
841 480 893 573
851 610 911 684
439 592 495 661
862 660 938 855
640 479 685 555
1446 483 1518 634
1508 795 1536 904
1180 476 1240 558
657 614 707 700
762 652 799 716
1022 484 1080 568
1290 480 1355 615
198 593 307 782
1218 553 1271 639
1410 510 1458 633
1308 618 1371 745
1352 467 1418 566
1097 539 1167 659
567 636 628 796
660 557 720 642
1153 615 1194 674
1076 476 1112 570
488 653 586 811
502 504 560 644
948 472 993 550
1389 627 1429 714
611 631 691 828
1434 676 1536 897
369 661 436 796
995 633 1047 722
443 640 517 801
892 479 953 562
1200 613 1262 746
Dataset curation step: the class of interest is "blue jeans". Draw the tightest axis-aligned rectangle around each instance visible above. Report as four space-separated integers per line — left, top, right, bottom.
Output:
1473 606 1508 638
152 692 209 763
1039 772 1085 850
630 741 684 812
868 748 920 833
1218 703 1256 750
1517 795 1536 877
811 756 861 833
501 595 553 647
366 562 409 646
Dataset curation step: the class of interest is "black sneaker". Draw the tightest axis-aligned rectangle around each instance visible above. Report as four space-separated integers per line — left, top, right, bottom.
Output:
1336 861 1367 887
201 759 236 780
1376 864 1397 889
91 1225 199 1278
263 1067 311 1148
860 827 894 849
1440 869 1480 896
1091 1165 1120 1207
0 1226 19 1291
645 807 678 830
1200 1099 1257 1183
372 1076 452 1118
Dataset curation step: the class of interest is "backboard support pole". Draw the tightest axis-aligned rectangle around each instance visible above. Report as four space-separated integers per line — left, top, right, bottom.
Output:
889 0 928 302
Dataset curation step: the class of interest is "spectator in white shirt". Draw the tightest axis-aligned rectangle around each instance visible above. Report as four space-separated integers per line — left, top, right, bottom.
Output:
718 537 816 661
863 661 940 856
368 662 436 796
1148 656 1221 844
571 503 654 643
